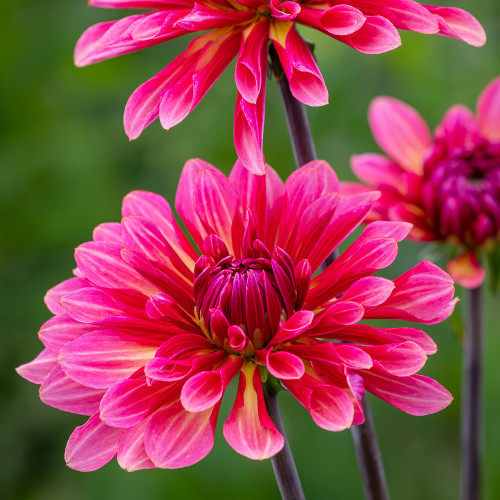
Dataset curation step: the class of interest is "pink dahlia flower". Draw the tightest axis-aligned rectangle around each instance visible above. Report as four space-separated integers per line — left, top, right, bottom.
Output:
345 77 500 289
75 1 485 174
18 159 456 471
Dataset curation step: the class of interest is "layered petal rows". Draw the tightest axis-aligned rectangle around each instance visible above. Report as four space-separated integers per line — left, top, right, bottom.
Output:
345 76 500 288
18 159 456 471
75 0 485 173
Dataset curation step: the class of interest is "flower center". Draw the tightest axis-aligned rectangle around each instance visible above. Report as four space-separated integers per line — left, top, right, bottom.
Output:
193 236 310 352
423 141 500 246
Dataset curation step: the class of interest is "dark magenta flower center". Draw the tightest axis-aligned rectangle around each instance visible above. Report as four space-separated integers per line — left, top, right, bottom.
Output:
423 141 500 247
193 236 311 351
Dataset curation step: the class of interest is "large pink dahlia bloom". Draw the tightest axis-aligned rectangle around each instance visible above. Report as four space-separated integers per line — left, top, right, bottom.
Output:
18 159 456 471
75 1 485 174
345 77 500 289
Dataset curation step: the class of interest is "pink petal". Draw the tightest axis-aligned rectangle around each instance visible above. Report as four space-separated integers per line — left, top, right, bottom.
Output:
223 363 284 459
299 5 366 36
122 215 193 283
75 241 157 296
308 385 354 431
193 164 237 251
122 190 198 268
145 403 219 468
382 327 437 355
447 251 485 289
117 416 155 472
158 30 241 130
235 19 269 103
435 104 480 150
266 350 305 380
477 76 500 141
180 356 242 412
175 158 216 250
362 370 453 415
229 160 284 250
40 364 105 415
340 276 395 309
337 15 401 54
65 413 123 471
271 24 328 106
351 153 407 191
100 378 177 427
59 330 156 389
93 222 123 243
177 4 255 31
60 287 124 323
369 96 431 172
38 314 96 352
269 310 315 346
44 277 89 315
234 88 266 175
181 371 224 412
425 6 486 47
363 342 427 377
16 348 57 384
366 261 457 324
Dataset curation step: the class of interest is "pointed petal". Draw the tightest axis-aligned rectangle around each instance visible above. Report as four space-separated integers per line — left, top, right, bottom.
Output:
477 76 500 141
16 349 57 384
75 241 157 295
308 385 354 431
65 413 123 471
59 330 156 389
447 251 485 289
223 363 284 459
145 403 219 468
117 416 155 472
122 190 198 267
366 261 457 324
266 350 305 380
425 6 486 47
362 370 453 416
40 364 105 415
271 23 328 106
369 96 431 173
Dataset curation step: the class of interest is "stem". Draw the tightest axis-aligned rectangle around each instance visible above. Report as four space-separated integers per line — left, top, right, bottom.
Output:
263 385 306 500
270 44 389 500
461 285 483 500
351 396 391 500
269 45 317 168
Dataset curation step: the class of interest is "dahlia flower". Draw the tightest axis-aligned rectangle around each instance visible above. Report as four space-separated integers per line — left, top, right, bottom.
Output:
75 1 485 174
17 159 456 471
345 77 500 289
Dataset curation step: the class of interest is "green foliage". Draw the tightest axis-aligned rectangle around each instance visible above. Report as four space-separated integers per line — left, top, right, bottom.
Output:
1 1 500 499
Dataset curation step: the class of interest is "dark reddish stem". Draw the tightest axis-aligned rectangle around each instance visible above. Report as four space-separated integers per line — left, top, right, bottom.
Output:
263 384 306 500
351 396 391 500
270 44 390 500
461 285 483 500
269 45 316 168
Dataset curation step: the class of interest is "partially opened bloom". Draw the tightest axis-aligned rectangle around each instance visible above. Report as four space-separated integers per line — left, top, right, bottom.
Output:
18 159 456 471
75 1 485 173
345 77 500 289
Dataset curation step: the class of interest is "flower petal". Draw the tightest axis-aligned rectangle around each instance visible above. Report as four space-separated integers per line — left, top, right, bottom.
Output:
369 96 431 173
223 363 284 459
65 413 123 471
145 403 219 468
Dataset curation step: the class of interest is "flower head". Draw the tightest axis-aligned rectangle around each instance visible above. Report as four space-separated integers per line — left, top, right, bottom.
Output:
75 1 485 173
17 159 456 471
345 77 500 288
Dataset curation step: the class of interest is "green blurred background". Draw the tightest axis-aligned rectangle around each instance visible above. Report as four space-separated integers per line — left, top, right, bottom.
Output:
1 1 500 498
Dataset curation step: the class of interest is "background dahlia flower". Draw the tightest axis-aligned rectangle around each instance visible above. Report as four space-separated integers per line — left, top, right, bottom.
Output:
345 76 500 289
17 159 456 471
75 0 485 173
